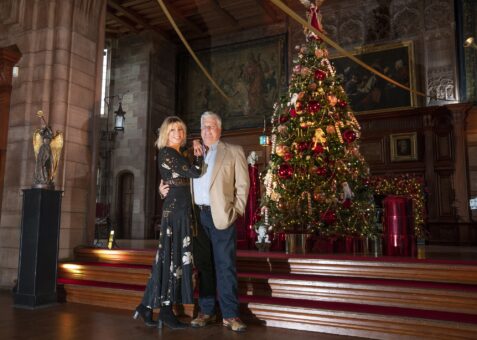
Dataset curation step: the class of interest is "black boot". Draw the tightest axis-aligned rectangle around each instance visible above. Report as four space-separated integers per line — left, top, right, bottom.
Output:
133 304 157 327
158 305 188 329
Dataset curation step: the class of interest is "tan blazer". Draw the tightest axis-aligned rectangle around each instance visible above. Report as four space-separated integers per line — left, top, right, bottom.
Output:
205 141 250 230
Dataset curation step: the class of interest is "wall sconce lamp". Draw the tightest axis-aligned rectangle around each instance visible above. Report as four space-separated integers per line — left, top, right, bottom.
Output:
464 37 477 50
259 116 270 146
104 94 127 135
114 101 126 132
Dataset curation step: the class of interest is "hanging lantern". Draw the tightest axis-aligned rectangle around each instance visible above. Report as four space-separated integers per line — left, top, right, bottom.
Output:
114 102 126 132
259 116 270 146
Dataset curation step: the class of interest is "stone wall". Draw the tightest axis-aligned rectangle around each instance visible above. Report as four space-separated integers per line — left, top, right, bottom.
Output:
107 31 176 239
0 0 106 288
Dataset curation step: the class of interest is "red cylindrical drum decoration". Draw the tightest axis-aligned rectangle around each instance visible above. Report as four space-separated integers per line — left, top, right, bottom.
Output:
383 195 412 256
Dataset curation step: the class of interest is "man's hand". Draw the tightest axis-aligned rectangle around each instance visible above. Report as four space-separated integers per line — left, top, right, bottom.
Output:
159 180 170 199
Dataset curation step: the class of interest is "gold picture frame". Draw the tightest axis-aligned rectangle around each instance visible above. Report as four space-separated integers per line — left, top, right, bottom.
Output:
390 132 418 162
330 41 416 114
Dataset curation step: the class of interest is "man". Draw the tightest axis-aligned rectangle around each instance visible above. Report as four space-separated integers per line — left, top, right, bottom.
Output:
159 111 250 332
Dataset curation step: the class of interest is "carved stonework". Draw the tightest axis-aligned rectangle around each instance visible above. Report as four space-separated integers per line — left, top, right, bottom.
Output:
339 19 365 46
392 6 421 38
366 0 392 43
424 1 453 31
427 66 456 104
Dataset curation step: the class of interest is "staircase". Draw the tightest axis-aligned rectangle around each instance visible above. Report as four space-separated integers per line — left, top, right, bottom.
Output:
58 247 477 339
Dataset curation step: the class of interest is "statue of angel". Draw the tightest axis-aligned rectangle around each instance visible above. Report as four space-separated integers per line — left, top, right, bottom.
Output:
301 0 325 38
32 111 63 188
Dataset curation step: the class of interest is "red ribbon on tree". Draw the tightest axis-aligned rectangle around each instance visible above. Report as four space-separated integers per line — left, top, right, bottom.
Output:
245 157 260 247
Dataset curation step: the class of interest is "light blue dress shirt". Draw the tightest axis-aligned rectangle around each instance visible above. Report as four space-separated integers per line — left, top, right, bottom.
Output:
193 142 218 205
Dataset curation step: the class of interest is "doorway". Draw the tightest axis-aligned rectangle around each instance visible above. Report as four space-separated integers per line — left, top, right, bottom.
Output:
117 171 134 239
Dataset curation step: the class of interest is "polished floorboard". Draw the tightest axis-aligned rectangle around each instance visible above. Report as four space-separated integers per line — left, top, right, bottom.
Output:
0 291 365 340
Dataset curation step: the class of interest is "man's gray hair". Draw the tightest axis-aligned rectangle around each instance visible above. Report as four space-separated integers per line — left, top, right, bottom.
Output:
201 111 222 129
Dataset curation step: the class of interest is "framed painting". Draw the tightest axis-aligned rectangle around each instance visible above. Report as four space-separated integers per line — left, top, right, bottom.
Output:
331 41 416 114
390 132 418 162
177 35 287 132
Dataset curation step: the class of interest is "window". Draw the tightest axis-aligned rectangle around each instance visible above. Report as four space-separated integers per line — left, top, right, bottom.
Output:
100 49 109 116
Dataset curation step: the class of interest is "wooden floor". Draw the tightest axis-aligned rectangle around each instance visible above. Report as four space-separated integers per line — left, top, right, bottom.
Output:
0 290 365 340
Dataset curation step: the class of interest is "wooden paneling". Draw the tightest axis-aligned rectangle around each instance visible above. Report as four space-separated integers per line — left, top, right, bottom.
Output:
358 104 473 244
359 138 385 165
437 171 454 218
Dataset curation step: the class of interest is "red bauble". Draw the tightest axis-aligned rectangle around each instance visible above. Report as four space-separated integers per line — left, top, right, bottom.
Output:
283 152 293 161
338 100 348 108
342 130 357 144
296 141 309 152
314 69 327 81
279 114 289 124
278 163 293 179
307 101 321 114
290 108 297 117
342 199 352 209
321 210 337 224
315 166 327 176
312 143 325 154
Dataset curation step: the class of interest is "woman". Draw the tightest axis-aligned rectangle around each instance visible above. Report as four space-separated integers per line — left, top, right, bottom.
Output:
133 116 203 329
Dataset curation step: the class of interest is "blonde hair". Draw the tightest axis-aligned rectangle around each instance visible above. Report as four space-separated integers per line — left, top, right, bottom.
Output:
155 116 187 149
201 111 222 129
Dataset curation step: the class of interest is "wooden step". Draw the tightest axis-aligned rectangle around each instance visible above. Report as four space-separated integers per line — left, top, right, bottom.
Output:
65 247 477 338
58 262 150 286
58 261 477 315
74 246 477 284
247 297 477 340
239 272 477 315
57 279 477 340
58 278 196 317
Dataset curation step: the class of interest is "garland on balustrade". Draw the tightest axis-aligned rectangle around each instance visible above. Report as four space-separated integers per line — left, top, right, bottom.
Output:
368 174 427 239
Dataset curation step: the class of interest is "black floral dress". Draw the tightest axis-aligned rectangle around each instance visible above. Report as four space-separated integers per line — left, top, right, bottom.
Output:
141 147 202 308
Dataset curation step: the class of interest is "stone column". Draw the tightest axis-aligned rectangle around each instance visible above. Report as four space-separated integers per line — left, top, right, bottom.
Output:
0 0 106 288
0 46 21 222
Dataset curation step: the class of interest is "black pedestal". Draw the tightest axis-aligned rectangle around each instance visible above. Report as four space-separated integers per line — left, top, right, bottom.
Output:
13 188 62 308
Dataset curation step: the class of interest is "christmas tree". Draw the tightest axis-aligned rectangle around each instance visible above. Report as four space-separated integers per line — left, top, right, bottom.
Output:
260 0 375 238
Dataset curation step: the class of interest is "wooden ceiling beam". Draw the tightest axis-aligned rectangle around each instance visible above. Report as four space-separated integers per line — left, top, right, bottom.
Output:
108 0 151 28
208 0 240 29
254 0 281 22
163 0 205 36
107 0 176 42
106 12 139 33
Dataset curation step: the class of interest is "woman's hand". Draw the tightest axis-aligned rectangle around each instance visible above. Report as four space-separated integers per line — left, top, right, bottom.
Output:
193 139 203 157
159 180 169 199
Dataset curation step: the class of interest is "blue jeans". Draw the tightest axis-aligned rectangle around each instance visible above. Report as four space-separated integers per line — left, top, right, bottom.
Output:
194 208 238 319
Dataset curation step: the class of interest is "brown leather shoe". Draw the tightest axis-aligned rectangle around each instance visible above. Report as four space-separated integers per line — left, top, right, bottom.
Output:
223 317 247 332
190 313 216 328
